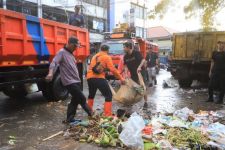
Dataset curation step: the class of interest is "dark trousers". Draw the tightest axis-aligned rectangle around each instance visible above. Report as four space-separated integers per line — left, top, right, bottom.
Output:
131 70 148 85
66 83 91 121
208 73 225 102
87 78 112 101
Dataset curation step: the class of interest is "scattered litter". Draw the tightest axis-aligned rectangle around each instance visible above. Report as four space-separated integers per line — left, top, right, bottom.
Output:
46 102 54 107
0 123 5 128
8 139 16 145
167 128 208 148
187 90 195 94
8 136 16 145
63 108 225 149
119 112 145 149
9 136 16 139
0 116 18 121
144 141 159 150
162 80 171 88
42 131 63 141
173 107 194 121
157 139 173 149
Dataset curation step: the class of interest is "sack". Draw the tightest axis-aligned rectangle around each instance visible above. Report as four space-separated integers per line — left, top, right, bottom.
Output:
110 73 146 105
92 56 104 74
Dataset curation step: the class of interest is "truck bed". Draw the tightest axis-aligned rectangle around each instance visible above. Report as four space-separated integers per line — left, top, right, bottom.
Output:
172 31 225 62
0 8 89 67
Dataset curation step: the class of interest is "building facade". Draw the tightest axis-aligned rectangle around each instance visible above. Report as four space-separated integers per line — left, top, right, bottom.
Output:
109 0 148 38
147 26 178 56
0 0 108 42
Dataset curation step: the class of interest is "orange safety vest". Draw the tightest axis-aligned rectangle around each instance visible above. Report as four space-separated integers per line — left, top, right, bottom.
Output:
87 51 123 80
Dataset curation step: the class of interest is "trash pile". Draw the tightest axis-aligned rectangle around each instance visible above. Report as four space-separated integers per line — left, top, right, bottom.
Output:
64 115 124 148
65 107 225 150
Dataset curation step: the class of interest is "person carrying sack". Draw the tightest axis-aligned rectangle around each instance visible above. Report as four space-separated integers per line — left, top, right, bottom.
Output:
86 45 125 116
46 36 92 123
123 41 148 107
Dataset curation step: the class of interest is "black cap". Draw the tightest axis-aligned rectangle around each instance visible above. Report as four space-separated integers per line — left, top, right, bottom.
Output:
68 36 79 46
101 45 109 51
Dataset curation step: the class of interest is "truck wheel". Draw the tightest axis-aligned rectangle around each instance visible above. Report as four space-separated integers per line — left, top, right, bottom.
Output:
41 74 69 101
3 85 27 99
178 79 193 88
41 83 54 101
52 74 69 101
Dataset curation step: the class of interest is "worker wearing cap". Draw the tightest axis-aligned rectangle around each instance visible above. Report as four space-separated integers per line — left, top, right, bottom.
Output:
46 36 92 123
86 45 125 116
69 5 84 27
208 41 225 104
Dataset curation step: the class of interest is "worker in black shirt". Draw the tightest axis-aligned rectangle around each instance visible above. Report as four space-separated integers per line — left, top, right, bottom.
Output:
69 5 84 27
123 41 148 106
207 41 225 104
146 48 159 86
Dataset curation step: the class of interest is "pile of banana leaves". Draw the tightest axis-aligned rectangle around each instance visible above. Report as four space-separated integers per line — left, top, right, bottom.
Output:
67 115 125 148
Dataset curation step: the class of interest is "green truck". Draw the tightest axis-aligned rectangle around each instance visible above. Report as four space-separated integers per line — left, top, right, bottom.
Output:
170 31 225 87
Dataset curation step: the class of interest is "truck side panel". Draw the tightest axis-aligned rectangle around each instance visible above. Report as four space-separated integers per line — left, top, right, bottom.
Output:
171 31 225 87
0 9 89 67
200 33 215 59
173 32 225 61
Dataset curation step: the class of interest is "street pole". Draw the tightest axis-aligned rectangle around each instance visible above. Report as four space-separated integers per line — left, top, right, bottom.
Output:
3 0 6 9
37 0 42 18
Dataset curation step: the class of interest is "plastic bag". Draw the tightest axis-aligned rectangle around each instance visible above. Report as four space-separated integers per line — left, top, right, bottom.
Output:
158 116 189 128
119 112 145 150
207 122 225 137
173 107 194 121
157 140 173 149
110 73 146 105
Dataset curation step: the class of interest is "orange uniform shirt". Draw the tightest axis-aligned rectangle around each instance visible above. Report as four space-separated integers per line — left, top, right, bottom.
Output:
87 51 123 80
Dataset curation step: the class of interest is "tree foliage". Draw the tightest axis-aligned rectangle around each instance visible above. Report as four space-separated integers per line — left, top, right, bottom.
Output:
148 0 225 31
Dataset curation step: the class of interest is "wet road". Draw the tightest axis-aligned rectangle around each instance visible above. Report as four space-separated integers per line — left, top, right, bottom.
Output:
0 70 224 150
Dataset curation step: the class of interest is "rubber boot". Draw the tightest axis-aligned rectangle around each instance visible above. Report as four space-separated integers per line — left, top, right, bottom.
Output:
104 101 112 116
87 99 94 110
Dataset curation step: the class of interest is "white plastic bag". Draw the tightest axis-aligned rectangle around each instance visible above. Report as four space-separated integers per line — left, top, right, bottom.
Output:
173 107 194 121
119 112 145 150
157 140 173 149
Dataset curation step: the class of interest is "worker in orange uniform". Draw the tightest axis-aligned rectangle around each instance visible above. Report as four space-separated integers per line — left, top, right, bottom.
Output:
86 45 125 116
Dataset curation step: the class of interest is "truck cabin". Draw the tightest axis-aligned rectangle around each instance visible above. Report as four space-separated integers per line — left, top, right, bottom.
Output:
101 32 145 80
102 33 143 65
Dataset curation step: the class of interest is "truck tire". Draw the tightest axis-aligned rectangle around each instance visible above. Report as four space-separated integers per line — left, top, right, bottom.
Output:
52 74 69 101
41 74 69 101
178 79 193 88
41 83 54 101
3 85 27 99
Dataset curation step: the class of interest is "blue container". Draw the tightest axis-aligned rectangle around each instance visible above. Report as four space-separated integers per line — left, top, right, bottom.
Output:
159 56 168 64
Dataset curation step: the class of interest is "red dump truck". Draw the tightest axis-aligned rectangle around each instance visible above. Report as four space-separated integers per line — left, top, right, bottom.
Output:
0 9 90 101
